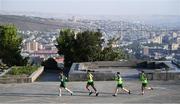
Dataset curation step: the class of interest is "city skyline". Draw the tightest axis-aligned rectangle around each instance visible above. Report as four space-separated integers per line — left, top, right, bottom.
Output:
0 0 180 16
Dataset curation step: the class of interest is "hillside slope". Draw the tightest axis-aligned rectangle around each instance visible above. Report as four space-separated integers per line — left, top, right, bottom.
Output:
0 15 65 31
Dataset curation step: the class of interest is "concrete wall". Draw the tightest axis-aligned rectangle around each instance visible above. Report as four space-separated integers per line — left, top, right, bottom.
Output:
82 61 137 69
69 62 126 81
0 77 31 84
69 71 115 81
144 71 180 81
0 68 12 77
29 66 44 82
0 66 44 84
153 72 180 80
69 62 180 81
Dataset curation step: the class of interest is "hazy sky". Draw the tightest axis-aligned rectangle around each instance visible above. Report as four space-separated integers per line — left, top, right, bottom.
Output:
0 0 180 16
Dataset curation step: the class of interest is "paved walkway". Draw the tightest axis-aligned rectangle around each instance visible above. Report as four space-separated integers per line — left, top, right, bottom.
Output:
0 80 180 103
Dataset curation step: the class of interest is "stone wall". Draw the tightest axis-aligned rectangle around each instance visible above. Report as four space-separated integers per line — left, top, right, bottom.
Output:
69 62 180 81
153 72 180 80
144 70 180 81
82 61 138 69
69 71 115 81
0 77 31 84
0 68 12 77
0 66 44 84
68 61 135 81
29 66 44 82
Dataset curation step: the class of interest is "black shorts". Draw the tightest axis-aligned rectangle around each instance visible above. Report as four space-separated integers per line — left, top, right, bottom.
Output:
60 82 66 88
142 83 147 87
87 82 94 86
117 84 123 88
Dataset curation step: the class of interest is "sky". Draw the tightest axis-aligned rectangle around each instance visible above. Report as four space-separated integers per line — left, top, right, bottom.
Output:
0 0 180 16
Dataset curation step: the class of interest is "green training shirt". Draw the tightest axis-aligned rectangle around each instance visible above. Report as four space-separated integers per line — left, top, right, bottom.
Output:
140 73 148 84
115 74 123 85
87 73 93 82
59 74 67 84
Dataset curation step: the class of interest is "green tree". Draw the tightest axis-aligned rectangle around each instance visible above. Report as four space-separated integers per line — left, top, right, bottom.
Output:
56 29 127 68
74 30 103 62
0 25 27 66
98 37 127 61
56 29 76 68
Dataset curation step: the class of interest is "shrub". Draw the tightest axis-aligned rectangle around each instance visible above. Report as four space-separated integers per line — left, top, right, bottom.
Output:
8 66 38 76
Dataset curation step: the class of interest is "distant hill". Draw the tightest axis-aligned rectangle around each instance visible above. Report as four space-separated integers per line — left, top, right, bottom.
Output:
0 14 66 31
1 14 179 31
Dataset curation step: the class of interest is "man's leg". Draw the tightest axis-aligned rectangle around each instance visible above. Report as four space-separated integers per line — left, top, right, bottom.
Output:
91 84 99 96
86 84 91 92
59 88 62 96
86 84 93 95
91 85 97 92
141 84 145 95
65 87 73 95
122 87 131 94
113 87 119 96
145 86 153 90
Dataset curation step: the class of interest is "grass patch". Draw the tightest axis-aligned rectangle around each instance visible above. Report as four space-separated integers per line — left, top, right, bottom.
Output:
8 66 38 76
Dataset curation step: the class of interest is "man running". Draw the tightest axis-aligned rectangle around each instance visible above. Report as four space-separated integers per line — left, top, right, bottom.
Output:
59 71 73 96
86 70 99 96
140 70 153 95
113 72 131 96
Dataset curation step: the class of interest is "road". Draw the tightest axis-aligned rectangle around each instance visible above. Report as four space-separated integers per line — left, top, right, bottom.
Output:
0 68 180 103
0 80 180 103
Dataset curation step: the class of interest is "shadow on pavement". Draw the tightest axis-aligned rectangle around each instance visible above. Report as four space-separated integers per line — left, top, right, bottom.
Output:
0 91 140 98
36 70 61 82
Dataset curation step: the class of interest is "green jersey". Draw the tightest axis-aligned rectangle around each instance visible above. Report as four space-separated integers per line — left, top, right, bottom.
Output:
59 74 67 83
140 73 148 84
115 74 123 85
87 73 93 82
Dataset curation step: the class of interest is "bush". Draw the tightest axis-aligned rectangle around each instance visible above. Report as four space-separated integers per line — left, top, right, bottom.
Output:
0 62 8 71
8 66 38 76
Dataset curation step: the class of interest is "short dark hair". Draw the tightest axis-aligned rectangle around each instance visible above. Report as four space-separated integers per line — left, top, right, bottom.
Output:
87 70 91 72
117 72 120 74
141 70 144 73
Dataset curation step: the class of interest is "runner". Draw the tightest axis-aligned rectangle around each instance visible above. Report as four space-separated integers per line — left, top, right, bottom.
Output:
112 72 131 96
140 70 153 95
59 71 73 96
86 70 99 96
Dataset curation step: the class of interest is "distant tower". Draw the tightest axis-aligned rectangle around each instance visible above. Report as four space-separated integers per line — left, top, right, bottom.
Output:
31 40 39 51
143 46 149 56
25 40 39 52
